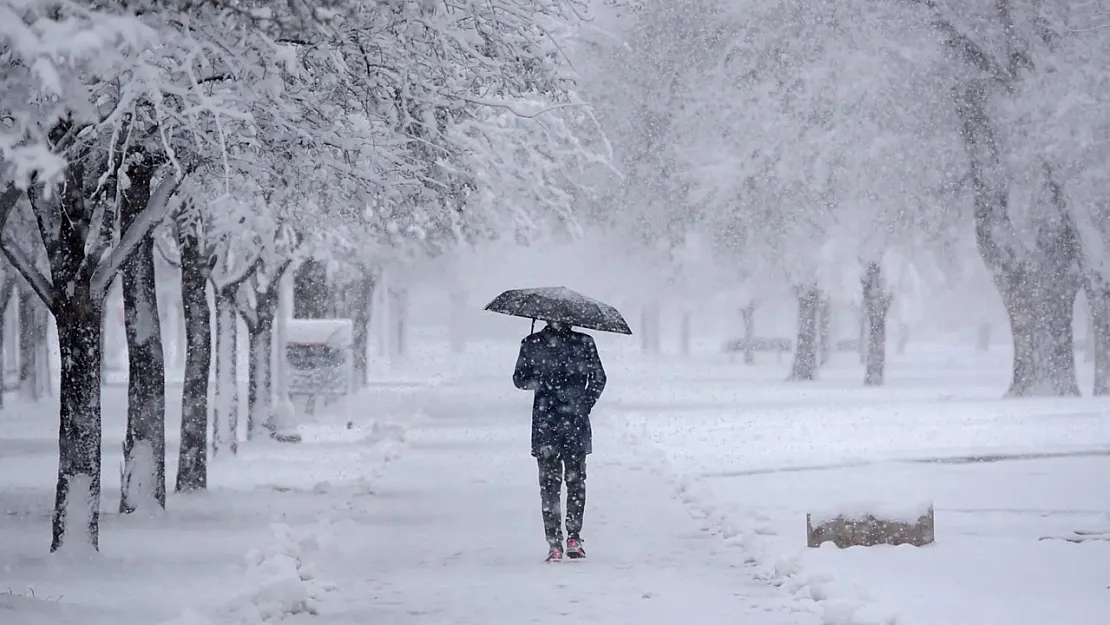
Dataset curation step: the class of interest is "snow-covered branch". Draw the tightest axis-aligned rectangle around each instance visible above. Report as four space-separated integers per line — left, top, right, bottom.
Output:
91 167 190 299
0 234 54 311
0 182 21 232
212 254 262 292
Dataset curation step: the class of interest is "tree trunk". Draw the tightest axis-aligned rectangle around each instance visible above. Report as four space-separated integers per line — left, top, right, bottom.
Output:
679 310 691 355
896 323 909 355
0 275 16 408
1088 280 1110 396
119 162 167 515
349 271 376 388
245 289 278 439
788 284 820 381
293 257 331 318
51 289 104 552
858 311 866 364
957 85 1081 397
862 262 893 387
390 286 409 359
851 303 866 365
1082 308 1094 363
976 322 991 352
175 226 211 491
18 284 47 401
23 146 115 552
213 286 240 455
998 266 1081 397
817 294 831 366
740 303 755 365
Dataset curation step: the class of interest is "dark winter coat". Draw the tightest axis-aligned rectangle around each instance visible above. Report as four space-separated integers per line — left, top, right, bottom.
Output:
513 325 607 457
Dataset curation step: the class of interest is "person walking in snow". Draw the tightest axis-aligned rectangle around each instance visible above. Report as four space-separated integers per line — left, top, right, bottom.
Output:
513 320 607 562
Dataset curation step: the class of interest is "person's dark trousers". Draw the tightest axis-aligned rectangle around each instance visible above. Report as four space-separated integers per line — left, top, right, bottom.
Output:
536 448 587 548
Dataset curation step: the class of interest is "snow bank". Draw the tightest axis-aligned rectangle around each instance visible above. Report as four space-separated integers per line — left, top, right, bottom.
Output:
159 523 337 625
218 523 337 623
351 421 407 492
365 420 406 446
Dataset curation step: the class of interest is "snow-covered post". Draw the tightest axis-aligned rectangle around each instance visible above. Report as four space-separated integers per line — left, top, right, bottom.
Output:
270 268 299 441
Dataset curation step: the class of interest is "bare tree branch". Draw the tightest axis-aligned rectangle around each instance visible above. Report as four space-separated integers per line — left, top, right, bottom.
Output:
904 0 1010 80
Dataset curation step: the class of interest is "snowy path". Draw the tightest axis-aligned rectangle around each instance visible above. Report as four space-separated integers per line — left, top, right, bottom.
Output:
300 383 819 625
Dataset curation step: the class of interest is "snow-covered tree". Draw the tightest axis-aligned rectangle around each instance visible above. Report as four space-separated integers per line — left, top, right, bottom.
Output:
995 0 1110 394
899 0 1102 396
0 0 613 553
1 4 188 550
0 0 316 549
647 0 960 381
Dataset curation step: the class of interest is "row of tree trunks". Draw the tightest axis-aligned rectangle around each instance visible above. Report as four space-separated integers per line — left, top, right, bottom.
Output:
788 269 892 386
0 268 51 407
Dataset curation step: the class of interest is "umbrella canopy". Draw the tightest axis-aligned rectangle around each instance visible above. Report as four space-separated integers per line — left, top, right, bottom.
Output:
484 286 633 335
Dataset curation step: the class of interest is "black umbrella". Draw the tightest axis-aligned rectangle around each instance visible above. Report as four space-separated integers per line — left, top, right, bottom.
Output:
484 286 633 335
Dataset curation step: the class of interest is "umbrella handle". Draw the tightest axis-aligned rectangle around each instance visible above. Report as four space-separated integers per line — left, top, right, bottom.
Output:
530 318 536 334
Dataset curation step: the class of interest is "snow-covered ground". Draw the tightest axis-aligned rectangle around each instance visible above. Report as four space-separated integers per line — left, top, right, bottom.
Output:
2 337 1108 625
610 344 1110 625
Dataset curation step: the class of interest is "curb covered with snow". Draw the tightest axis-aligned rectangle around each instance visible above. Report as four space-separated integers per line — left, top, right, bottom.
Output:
619 416 903 625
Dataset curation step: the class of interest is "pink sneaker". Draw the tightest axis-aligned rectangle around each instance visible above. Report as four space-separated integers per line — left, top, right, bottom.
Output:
546 547 563 563
566 538 586 559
